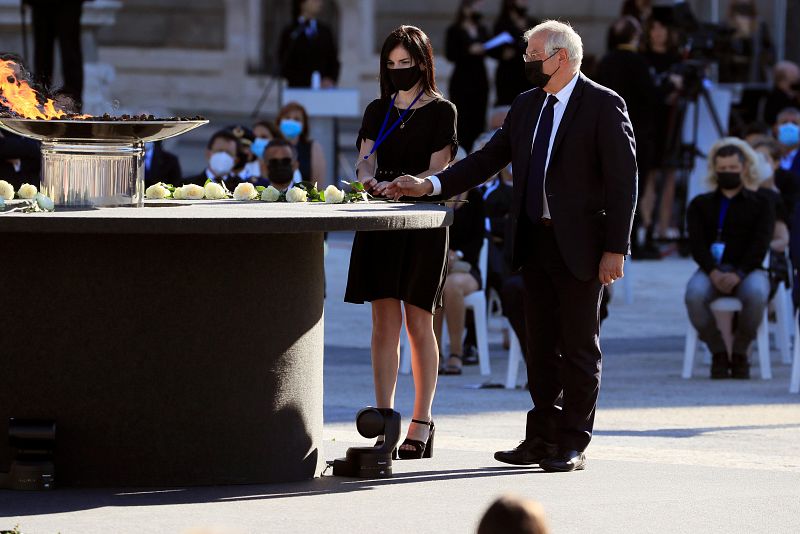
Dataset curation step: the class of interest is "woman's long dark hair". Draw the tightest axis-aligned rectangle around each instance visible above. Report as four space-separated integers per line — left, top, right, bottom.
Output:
379 25 441 99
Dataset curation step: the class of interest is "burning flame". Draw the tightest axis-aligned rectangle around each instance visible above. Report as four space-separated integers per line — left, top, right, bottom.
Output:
0 59 66 119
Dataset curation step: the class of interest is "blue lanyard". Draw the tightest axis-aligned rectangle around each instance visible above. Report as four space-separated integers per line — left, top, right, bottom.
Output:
717 197 731 239
364 91 424 160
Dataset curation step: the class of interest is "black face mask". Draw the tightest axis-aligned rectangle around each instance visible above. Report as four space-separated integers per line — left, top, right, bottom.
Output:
470 12 483 23
267 159 294 185
524 50 560 89
717 172 742 190
389 65 422 92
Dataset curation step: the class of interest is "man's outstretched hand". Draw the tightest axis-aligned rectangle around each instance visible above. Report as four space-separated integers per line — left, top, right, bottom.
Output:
379 175 433 200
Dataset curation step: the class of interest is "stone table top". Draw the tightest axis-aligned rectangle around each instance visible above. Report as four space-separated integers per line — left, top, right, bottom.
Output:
0 200 453 234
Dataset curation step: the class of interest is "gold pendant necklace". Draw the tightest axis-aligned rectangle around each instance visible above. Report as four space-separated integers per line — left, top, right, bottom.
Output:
398 106 418 129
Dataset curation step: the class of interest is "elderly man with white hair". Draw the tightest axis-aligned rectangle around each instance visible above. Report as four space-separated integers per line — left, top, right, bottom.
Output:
382 20 638 472
685 138 775 380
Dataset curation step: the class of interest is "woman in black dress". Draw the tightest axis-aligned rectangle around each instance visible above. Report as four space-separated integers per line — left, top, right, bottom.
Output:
445 0 489 153
346 26 457 460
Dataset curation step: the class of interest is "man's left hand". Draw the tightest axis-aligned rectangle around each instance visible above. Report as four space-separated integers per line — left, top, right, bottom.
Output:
598 252 625 285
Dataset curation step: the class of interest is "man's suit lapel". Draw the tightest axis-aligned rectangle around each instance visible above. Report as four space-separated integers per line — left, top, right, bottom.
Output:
550 74 586 161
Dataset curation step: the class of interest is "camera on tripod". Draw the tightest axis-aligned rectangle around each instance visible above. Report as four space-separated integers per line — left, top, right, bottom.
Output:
0 419 56 491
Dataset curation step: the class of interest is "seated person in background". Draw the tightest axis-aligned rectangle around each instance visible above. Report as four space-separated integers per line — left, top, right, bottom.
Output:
184 130 242 190
752 136 796 223
685 138 774 380
144 141 181 188
260 139 298 191
436 185 485 376
277 102 326 184
225 125 262 182
251 120 285 161
775 107 800 178
764 62 800 126
477 494 550 534
0 130 40 190
751 137 792 295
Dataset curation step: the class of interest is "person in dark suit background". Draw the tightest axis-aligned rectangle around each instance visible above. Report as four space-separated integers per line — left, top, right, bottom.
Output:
0 131 40 190
278 0 340 88
596 16 657 259
384 20 637 473
24 0 88 109
489 0 539 107
183 130 242 190
144 141 182 188
445 0 490 153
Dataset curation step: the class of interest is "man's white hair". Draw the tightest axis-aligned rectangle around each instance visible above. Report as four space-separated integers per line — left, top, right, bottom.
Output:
524 20 583 67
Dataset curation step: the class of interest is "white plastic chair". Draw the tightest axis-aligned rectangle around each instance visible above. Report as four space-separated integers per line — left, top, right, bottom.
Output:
504 319 524 389
487 287 505 332
400 239 491 376
790 311 800 394
682 297 771 379
770 280 793 365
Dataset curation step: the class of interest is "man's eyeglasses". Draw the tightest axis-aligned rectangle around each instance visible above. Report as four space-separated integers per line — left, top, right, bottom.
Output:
522 48 561 63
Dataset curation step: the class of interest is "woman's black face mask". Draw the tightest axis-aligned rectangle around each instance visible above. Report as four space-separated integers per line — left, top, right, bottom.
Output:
389 65 422 92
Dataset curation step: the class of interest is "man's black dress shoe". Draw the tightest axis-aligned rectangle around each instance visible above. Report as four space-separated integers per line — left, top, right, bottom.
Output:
494 438 558 466
539 450 586 472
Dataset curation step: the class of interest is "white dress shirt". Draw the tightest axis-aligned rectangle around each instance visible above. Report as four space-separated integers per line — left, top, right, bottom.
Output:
428 73 580 215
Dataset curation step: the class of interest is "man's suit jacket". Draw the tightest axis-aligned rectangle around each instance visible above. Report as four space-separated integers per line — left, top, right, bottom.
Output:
438 74 638 282
145 143 182 188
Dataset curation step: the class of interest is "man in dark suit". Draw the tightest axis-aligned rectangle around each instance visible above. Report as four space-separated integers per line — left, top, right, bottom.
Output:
183 130 242 190
384 20 637 472
278 0 340 88
144 141 182 188
0 131 40 190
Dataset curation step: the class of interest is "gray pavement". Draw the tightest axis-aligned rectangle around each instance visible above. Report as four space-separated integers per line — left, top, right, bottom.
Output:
2 234 799 533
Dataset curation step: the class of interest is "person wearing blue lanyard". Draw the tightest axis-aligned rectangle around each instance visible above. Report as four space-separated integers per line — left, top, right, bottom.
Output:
685 139 775 379
345 25 458 460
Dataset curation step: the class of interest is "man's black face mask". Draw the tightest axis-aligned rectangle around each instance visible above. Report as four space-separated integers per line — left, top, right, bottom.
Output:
268 158 294 184
524 50 560 89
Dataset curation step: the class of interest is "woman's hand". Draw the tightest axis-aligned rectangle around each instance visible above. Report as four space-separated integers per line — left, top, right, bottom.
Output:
358 174 377 192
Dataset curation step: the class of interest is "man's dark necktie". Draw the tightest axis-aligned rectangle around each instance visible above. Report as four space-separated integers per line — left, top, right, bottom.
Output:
526 94 557 220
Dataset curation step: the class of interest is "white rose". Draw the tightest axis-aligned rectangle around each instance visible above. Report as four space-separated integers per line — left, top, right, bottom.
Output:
233 182 257 201
34 193 54 212
181 184 205 200
173 186 184 200
261 185 281 202
324 185 345 204
204 182 227 200
286 186 308 203
145 183 170 199
0 180 14 200
17 183 38 199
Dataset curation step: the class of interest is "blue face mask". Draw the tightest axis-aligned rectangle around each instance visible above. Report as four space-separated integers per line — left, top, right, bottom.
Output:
778 122 800 147
280 119 303 140
251 137 270 159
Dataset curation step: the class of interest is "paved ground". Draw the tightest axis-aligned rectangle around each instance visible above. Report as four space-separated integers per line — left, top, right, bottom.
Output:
2 234 798 533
